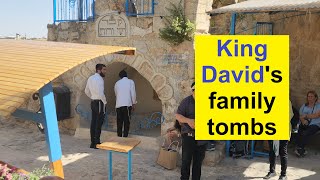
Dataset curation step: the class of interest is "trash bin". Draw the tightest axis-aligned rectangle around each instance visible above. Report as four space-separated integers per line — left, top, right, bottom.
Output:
53 85 71 121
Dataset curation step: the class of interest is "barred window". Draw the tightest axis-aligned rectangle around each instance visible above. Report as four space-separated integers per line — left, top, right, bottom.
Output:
125 0 156 16
54 0 95 23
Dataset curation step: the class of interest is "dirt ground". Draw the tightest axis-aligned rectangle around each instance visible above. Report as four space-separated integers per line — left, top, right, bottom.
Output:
0 121 319 180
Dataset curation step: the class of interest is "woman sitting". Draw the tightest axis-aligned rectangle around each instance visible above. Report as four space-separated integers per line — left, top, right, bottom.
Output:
295 90 320 157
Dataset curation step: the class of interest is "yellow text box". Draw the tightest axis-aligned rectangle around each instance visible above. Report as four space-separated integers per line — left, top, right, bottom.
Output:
195 35 289 140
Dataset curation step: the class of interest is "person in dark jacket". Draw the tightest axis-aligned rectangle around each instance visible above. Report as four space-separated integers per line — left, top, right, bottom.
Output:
175 82 207 180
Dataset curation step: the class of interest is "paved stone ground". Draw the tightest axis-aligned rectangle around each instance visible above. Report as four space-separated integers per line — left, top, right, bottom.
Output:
1 121 319 180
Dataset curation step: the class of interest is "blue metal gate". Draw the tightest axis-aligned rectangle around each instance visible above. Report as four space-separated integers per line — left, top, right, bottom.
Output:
53 0 95 23
254 22 273 35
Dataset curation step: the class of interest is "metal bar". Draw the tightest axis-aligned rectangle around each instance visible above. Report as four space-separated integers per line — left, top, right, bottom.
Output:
86 0 89 20
225 140 230 157
152 0 154 15
53 0 57 23
254 151 269 157
128 151 132 180
226 13 237 158
62 0 64 21
251 140 255 157
12 109 43 123
254 23 257 35
250 140 269 158
109 151 113 180
39 82 64 178
141 0 143 14
230 13 237 35
93 0 95 20
54 19 88 22
125 0 129 16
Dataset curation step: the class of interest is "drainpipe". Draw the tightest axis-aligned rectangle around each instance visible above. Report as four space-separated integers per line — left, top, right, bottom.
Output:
230 13 237 35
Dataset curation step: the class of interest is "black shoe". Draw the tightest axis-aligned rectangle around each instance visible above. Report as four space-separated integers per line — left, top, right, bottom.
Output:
279 175 287 180
90 143 98 149
263 172 276 179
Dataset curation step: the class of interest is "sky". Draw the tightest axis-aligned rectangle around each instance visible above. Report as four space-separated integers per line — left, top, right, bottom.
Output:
0 1 52 38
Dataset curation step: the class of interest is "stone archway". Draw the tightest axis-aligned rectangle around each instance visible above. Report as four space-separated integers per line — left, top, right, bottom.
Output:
64 53 177 135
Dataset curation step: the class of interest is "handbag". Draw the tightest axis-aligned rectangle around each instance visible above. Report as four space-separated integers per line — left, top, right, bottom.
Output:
157 141 180 170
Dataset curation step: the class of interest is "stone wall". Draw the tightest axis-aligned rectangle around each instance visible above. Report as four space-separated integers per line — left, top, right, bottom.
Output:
210 4 320 109
47 0 214 134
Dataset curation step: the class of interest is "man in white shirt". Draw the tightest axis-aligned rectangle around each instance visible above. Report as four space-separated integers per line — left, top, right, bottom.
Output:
85 64 107 149
114 70 137 137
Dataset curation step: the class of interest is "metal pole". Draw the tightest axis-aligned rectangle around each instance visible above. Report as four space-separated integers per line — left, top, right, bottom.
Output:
39 82 64 178
109 151 113 180
230 13 237 35
53 0 57 24
128 151 132 180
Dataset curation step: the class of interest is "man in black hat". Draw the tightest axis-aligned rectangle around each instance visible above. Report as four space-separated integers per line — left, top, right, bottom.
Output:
175 82 207 180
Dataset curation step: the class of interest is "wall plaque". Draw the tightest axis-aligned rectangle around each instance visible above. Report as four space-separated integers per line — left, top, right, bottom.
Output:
97 13 129 37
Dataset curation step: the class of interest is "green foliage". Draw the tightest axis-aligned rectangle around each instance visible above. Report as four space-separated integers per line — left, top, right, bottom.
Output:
0 164 53 180
27 165 54 180
159 0 195 45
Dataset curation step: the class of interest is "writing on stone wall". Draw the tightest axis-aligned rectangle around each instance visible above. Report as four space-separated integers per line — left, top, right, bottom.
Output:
98 14 128 37
162 54 189 65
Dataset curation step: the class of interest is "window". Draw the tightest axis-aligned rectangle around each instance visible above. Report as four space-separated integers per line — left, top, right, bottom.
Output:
125 0 157 16
54 0 95 23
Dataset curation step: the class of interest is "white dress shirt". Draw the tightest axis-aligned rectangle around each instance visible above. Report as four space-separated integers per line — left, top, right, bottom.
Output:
85 73 107 105
114 77 137 108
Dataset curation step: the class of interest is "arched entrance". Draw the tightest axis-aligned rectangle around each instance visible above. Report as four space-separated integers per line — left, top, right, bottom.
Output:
77 61 163 137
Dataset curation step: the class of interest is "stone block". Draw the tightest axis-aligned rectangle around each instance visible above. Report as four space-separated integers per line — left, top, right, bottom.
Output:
71 32 80 40
59 22 69 30
139 61 155 81
133 40 149 53
131 26 153 37
157 85 174 101
152 17 165 33
151 74 166 91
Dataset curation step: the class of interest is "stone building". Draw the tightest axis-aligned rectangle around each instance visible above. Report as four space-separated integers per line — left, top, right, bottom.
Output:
46 0 214 136
46 0 320 138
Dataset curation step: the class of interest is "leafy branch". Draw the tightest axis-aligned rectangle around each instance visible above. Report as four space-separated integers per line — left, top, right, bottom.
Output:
159 1 195 46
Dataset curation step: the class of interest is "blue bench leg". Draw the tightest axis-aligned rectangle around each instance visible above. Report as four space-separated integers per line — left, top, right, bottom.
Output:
109 151 112 180
128 150 132 180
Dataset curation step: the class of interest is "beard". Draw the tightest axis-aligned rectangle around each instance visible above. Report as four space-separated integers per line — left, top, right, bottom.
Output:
99 72 105 77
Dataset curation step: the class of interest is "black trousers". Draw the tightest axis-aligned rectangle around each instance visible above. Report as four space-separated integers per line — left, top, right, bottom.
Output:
268 140 288 176
297 125 320 149
181 135 206 180
116 106 132 137
90 100 105 145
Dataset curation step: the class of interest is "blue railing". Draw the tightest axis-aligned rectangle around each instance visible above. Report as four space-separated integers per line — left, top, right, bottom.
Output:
125 0 157 16
53 0 95 23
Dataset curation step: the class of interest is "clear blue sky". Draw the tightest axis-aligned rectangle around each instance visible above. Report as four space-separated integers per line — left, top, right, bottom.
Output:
0 1 52 38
